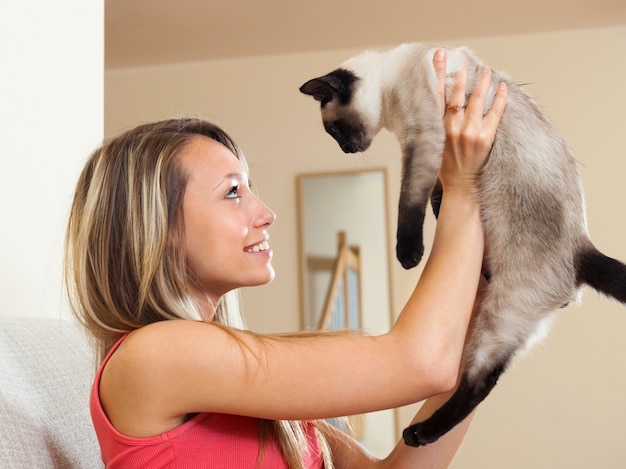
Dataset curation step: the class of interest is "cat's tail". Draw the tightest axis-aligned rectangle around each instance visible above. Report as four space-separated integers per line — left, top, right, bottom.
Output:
576 247 626 304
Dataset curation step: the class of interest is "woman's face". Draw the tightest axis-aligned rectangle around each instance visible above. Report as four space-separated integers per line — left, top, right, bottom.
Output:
180 136 276 310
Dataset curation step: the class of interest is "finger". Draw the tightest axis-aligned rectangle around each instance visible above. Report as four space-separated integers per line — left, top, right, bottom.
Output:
472 81 508 155
465 66 492 116
482 81 508 129
446 62 469 112
433 49 447 113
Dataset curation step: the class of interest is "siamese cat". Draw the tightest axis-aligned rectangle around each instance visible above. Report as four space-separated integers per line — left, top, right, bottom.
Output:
299 43 626 447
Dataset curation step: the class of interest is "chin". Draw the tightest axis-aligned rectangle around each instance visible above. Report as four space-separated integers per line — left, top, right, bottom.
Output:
248 269 275 287
263 269 276 285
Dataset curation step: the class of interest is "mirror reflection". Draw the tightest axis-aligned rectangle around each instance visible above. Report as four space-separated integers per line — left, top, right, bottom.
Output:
296 169 397 455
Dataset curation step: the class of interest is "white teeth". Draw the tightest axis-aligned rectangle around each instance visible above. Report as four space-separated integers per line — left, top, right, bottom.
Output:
248 241 269 252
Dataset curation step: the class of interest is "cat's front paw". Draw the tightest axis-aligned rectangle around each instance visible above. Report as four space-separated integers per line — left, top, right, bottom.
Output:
396 213 426 269
396 237 424 269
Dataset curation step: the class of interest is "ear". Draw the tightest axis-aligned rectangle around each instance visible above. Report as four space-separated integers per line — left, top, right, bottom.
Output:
300 69 360 105
299 74 342 105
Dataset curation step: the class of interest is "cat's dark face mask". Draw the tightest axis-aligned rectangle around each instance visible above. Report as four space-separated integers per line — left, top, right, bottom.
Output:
323 117 371 153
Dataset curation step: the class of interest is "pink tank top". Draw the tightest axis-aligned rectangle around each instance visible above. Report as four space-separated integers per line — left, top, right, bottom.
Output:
90 334 324 468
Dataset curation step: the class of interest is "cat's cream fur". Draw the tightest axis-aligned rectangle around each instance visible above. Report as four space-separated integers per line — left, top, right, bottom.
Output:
300 43 626 446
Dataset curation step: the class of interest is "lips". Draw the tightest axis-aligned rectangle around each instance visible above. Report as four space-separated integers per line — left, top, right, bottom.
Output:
245 240 270 253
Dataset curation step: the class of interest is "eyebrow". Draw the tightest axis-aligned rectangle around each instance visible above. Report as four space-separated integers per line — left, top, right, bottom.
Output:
227 172 253 188
224 172 245 180
213 172 247 191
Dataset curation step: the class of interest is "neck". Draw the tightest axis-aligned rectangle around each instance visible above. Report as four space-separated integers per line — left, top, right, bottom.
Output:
189 286 220 321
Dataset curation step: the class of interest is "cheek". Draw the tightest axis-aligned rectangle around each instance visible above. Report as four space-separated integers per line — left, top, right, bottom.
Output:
183 215 247 274
183 215 218 270
184 236 224 288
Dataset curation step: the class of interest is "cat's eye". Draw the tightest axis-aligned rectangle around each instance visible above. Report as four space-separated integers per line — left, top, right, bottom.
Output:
318 92 333 107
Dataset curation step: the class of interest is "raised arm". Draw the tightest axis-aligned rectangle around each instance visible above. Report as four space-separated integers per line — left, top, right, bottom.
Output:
321 50 507 468
99 51 507 452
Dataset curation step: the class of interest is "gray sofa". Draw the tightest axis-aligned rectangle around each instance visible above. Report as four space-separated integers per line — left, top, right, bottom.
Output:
0 315 102 468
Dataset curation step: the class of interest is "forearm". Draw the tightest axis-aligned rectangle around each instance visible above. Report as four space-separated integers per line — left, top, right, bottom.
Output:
390 190 484 394
379 392 475 469
326 388 475 469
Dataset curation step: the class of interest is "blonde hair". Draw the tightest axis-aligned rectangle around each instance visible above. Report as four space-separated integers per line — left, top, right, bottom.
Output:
64 117 333 469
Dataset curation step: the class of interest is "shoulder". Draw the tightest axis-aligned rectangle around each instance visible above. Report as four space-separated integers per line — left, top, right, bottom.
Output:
108 319 247 384
120 319 202 349
108 320 194 369
119 319 237 353
100 319 238 437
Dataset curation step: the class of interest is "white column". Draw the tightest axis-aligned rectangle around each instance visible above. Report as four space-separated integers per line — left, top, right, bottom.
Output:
0 0 104 318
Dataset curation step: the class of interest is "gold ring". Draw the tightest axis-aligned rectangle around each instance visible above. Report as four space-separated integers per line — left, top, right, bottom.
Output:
446 104 466 112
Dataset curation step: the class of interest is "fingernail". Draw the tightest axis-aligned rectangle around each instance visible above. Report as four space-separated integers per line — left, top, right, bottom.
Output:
481 65 490 74
435 49 446 61
499 82 507 91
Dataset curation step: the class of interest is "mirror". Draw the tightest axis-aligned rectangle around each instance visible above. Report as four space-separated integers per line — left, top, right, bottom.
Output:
296 168 396 456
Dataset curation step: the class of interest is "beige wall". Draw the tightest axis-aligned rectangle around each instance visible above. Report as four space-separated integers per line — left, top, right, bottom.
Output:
1 1 103 319
105 26 626 467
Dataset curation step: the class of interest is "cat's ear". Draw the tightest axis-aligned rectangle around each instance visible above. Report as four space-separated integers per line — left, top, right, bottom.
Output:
300 69 359 105
299 74 340 106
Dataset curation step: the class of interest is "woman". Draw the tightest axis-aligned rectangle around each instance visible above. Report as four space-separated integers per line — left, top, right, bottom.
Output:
65 50 507 468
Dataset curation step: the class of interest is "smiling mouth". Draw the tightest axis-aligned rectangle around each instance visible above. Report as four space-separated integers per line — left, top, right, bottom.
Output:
245 240 270 253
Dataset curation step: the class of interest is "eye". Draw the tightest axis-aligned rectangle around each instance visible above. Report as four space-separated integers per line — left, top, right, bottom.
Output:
225 184 240 199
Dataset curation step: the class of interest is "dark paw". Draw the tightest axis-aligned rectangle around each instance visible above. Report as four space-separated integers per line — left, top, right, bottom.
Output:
402 423 432 447
396 240 424 269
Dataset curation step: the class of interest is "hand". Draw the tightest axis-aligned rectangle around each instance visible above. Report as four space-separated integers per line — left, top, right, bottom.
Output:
433 49 508 197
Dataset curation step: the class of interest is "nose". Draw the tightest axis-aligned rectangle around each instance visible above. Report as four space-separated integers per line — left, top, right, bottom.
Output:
254 197 276 228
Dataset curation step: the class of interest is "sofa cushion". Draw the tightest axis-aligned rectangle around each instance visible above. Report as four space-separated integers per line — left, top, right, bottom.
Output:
0 315 102 468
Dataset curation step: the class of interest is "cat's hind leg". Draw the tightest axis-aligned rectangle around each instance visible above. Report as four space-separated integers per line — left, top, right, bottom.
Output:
402 275 564 447
402 351 513 447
